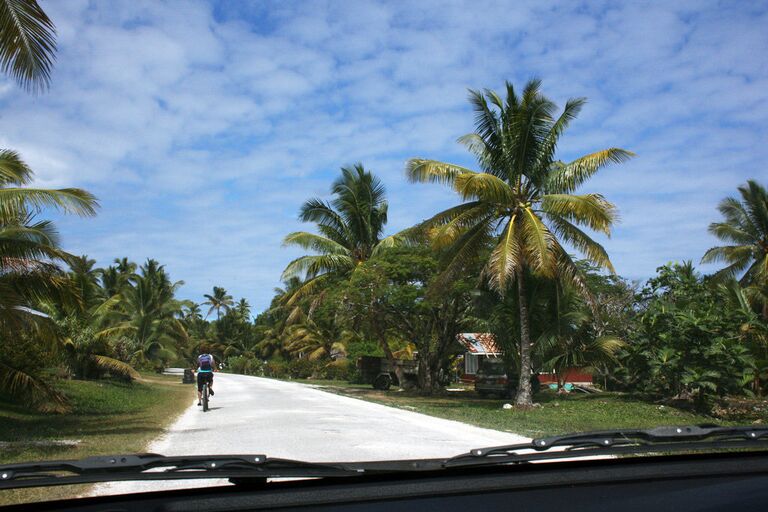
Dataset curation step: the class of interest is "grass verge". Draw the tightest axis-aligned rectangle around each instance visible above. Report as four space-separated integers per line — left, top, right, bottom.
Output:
306 382 735 438
0 373 193 506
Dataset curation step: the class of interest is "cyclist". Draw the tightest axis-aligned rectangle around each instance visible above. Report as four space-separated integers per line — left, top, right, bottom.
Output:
196 346 216 406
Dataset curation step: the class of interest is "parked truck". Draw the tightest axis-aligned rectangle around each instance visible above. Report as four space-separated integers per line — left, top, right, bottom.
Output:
357 356 418 390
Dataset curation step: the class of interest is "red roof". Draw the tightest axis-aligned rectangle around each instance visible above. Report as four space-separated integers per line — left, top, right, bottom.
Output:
456 333 501 354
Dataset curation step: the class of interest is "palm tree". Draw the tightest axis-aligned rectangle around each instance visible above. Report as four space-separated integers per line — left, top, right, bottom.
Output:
254 278 303 359
281 164 396 303
183 302 203 322
0 152 97 409
235 298 251 321
722 280 768 395
702 180 768 316
99 258 136 297
284 315 351 361
99 265 121 297
203 286 234 320
407 79 633 405
536 284 624 390
114 257 137 277
0 0 56 93
98 271 188 370
69 255 102 308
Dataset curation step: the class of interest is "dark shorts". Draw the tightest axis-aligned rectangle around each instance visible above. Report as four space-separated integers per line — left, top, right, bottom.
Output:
197 371 213 392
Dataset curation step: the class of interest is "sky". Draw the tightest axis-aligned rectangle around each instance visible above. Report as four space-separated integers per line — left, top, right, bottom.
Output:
0 0 766 312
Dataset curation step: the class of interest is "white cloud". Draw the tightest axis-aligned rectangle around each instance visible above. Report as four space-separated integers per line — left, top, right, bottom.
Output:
0 0 766 310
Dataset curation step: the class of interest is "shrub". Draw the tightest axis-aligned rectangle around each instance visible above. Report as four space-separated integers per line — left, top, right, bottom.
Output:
263 359 288 378
228 356 263 376
287 358 318 379
318 359 351 381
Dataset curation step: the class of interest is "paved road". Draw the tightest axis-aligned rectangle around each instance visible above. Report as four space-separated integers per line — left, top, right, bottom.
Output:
93 373 527 496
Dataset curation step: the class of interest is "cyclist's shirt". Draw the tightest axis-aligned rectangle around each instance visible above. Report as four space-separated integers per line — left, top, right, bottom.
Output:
198 354 214 373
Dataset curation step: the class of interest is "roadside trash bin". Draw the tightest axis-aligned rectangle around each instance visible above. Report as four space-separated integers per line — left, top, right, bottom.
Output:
182 369 195 384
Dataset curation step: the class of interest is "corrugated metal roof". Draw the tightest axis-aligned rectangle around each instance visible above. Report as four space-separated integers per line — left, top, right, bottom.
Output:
456 333 501 355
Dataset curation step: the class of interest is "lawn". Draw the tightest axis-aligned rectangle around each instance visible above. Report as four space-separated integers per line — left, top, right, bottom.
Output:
307 382 737 438
0 373 193 506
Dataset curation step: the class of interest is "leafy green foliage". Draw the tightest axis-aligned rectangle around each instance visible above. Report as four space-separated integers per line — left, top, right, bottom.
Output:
0 0 56 93
614 263 756 408
407 79 633 405
702 180 768 287
341 246 477 391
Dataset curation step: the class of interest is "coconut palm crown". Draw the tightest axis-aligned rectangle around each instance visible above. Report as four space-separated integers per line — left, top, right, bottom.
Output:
406 79 633 405
203 286 234 320
702 180 768 287
281 164 397 303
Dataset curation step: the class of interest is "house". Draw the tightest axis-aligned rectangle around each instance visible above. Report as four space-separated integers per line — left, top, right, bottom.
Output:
456 332 593 386
456 333 502 382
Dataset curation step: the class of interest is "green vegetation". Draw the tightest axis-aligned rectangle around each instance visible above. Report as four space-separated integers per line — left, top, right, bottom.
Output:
406 80 633 405
0 373 191 505
0 0 767 453
0 0 56 93
305 384 730 438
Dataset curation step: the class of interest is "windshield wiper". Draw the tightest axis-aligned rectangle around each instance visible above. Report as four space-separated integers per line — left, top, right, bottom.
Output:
4 426 768 491
446 425 768 467
0 453 439 490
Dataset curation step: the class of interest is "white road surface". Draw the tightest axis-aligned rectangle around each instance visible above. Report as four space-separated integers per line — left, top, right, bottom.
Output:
92 372 528 496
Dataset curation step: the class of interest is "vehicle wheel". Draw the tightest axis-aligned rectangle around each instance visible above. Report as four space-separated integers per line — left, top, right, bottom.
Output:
373 374 392 390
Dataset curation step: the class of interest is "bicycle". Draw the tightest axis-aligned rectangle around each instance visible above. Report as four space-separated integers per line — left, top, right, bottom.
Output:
201 381 210 412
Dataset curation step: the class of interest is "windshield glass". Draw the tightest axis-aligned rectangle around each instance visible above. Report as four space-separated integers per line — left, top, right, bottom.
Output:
478 360 506 374
1 0 767 506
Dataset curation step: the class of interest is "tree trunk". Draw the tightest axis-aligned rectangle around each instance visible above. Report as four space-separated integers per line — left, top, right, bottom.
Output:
378 331 406 386
515 271 534 406
418 361 433 393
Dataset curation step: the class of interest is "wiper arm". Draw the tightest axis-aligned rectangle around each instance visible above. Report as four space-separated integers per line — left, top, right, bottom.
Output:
5 426 767 490
446 425 768 467
0 453 431 491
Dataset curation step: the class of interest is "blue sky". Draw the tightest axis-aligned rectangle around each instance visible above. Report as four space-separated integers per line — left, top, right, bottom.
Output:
1 0 766 312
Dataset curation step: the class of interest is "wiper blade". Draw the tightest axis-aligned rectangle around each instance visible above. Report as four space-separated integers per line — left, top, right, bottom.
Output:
447 425 768 467
0 453 435 491
5 426 767 490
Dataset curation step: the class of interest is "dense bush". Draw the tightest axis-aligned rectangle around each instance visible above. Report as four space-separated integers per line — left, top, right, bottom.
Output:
317 359 352 381
286 358 319 379
231 356 353 381
227 356 263 376
262 360 289 378
612 263 756 409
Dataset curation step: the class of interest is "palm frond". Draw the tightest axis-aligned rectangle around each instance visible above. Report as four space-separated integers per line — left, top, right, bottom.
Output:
299 198 348 233
521 207 556 277
0 362 68 412
707 221 754 245
434 216 494 287
427 204 495 250
90 355 140 380
283 231 349 255
547 215 615 272
0 0 56 93
541 193 617 235
534 97 586 174
0 149 33 184
486 215 522 290
454 172 514 203
283 274 330 307
372 225 427 255
406 159 475 186
0 187 98 217
547 149 635 193
281 254 354 280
